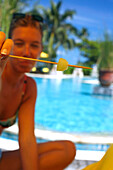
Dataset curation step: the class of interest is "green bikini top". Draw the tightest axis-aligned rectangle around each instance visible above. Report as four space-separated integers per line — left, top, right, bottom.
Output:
0 111 18 128
0 75 27 128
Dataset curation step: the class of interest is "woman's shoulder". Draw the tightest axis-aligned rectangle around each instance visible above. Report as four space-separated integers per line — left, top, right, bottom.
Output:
24 75 37 98
26 75 36 85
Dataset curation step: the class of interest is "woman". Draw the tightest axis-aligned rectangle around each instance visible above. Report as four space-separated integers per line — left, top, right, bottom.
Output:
0 13 76 170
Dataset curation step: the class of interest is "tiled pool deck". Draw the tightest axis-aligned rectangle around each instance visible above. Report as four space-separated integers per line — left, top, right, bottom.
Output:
65 159 97 170
65 149 105 170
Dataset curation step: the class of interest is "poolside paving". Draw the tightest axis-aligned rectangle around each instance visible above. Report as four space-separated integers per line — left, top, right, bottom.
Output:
65 149 104 170
65 159 96 170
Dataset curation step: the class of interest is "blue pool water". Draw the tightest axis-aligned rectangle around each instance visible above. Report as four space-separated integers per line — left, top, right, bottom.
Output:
1 76 112 151
34 77 113 134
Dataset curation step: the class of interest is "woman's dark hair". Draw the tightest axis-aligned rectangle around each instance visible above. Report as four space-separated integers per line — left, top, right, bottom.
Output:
8 13 43 38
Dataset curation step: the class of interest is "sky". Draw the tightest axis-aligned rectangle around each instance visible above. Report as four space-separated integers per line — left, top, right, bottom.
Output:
27 0 113 65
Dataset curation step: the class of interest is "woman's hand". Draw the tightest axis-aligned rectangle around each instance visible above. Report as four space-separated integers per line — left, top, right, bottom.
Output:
0 31 14 76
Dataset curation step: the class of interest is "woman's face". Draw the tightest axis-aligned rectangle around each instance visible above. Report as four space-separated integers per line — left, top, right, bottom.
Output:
10 26 42 73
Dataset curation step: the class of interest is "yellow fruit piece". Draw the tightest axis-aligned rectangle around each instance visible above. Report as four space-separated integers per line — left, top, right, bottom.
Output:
57 58 68 71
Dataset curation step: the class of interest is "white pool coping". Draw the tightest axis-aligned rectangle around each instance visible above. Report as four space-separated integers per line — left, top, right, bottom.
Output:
26 73 76 79
27 73 99 82
82 79 99 85
75 150 105 161
0 137 105 161
0 137 19 151
4 124 113 145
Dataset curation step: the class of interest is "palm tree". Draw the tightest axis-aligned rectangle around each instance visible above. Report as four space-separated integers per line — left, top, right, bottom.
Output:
42 0 78 60
0 0 27 38
30 0 88 64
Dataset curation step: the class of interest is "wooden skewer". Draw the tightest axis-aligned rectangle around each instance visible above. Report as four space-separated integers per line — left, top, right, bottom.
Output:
68 64 92 69
9 54 92 69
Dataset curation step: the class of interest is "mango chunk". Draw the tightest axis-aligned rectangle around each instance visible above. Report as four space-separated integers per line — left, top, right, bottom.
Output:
57 58 68 71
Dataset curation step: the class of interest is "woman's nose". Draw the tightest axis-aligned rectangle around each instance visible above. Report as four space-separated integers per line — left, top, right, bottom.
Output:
23 45 31 57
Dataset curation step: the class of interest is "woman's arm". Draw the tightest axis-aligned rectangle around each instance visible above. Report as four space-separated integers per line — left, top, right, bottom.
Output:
18 78 39 170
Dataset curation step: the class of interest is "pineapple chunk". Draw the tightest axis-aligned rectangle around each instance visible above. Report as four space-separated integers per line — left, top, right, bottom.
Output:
57 58 68 71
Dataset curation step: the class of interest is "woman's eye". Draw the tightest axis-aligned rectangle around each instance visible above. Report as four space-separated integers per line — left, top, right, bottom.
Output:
31 44 40 48
14 42 24 47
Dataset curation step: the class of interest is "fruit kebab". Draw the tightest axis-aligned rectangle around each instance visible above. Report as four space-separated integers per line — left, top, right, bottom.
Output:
9 55 92 71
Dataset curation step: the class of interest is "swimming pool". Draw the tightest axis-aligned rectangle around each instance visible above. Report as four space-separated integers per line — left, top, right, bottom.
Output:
1 76 113 151
34 77 113 134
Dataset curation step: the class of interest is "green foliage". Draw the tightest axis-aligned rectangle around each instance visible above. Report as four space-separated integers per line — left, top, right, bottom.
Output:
77 31 113 72
63 67 74 74
79 38 100 67
82 68 92 76
76 61 92 75
0 0 28 37
97 31 113 70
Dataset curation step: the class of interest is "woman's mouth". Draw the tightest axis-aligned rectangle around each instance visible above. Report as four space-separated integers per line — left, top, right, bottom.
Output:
19 60 35 68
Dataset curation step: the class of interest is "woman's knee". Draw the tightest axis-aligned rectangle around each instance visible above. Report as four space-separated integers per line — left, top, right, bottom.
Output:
64 140 76 159
59 140 76 164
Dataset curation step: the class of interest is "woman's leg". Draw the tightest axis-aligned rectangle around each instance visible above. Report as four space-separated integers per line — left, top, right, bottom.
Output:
38 140 76 170
0 140 76 170
0 149 21 170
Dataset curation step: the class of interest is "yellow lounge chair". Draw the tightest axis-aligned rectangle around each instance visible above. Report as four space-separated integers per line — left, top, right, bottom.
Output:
82 144 113 170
